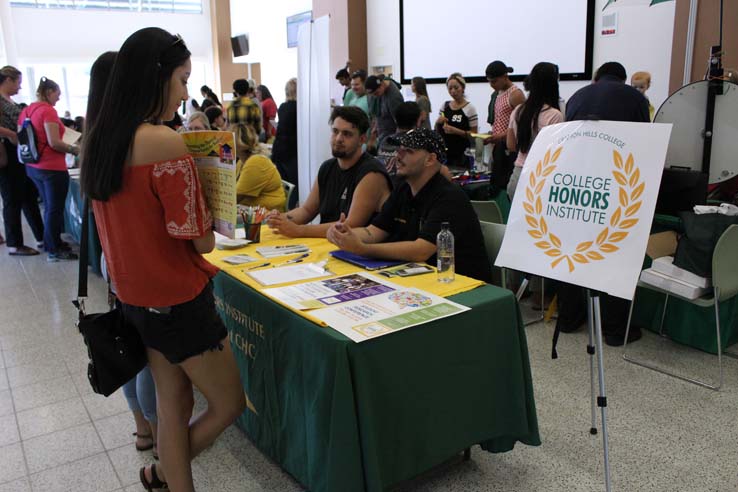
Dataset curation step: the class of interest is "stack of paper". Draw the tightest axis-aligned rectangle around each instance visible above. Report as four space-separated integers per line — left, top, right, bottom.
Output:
256 245 310 258
640 256 711 300
246 262 331 286
650 256 710 288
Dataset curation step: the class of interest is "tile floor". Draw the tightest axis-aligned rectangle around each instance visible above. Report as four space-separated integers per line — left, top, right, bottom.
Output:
0 229 737 491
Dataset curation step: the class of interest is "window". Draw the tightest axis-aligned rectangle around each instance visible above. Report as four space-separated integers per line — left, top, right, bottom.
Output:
16 60 210 121
9 0 202 14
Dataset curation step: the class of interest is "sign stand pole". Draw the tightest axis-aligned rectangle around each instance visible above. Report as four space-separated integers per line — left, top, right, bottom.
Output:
586 291 598 436
588 289 613 492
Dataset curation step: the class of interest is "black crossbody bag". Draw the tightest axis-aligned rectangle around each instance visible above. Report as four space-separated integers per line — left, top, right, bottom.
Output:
73 199 147 396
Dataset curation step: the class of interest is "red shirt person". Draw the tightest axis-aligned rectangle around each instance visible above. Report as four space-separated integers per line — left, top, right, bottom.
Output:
256 84 278 138
19 77 80 261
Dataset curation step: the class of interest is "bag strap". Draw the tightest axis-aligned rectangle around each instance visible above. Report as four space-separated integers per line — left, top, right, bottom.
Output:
76 198 90 315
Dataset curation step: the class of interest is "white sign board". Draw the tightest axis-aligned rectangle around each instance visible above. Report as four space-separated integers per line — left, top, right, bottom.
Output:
497 121 672 300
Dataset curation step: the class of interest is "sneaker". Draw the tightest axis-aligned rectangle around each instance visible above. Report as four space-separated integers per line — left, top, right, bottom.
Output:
47 251 79 262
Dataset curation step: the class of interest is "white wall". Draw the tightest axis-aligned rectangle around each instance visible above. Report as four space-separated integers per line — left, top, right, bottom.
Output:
367 0 675 131
596 0 675 110
230 0 311 107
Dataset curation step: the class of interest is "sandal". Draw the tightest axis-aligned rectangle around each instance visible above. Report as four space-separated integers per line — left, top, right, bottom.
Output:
140 464 168 491
134 432 154 452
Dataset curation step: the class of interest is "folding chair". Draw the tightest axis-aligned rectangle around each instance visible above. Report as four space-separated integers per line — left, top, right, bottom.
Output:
623 225 738 390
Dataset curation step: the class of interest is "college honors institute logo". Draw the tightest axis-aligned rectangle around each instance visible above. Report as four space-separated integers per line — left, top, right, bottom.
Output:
522 146 645 272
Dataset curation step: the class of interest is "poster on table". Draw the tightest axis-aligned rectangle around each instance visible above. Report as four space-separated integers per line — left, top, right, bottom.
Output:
309 282 470 343
496 120 672 300
182 131 238 238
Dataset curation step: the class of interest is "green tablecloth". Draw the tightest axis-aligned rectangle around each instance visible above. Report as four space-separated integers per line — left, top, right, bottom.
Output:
212 272 540 492
64 177 102 274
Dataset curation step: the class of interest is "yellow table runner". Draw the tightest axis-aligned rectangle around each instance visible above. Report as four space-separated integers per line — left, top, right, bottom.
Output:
204 226 485 326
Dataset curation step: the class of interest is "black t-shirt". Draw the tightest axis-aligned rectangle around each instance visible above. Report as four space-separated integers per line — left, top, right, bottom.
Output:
439 101 474 168
317 152 391 224
271 101 298 183
372 172 492 282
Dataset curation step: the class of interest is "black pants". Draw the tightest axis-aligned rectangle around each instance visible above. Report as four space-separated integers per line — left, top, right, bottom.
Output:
491 141 516 196
555 282 635 337
0 141 44 248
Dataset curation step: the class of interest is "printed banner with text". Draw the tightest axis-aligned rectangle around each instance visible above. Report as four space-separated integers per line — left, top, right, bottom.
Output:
496 121 672 300
182 131 237 238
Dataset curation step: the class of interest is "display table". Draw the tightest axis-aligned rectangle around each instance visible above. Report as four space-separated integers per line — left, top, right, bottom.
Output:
64 175 102 274
205 230 540 492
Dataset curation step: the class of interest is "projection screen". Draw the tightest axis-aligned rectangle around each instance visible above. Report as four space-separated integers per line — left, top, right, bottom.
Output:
400 0 595 83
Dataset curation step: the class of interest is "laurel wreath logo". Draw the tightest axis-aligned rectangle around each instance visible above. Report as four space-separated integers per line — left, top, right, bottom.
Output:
523 147 644 272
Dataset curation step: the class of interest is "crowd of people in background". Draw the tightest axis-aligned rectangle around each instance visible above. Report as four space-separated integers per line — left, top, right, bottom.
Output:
0 53 658 266
0 24 666 490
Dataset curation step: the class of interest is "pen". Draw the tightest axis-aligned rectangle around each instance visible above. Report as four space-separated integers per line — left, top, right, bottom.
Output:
245 262 271 270
274 253 309 266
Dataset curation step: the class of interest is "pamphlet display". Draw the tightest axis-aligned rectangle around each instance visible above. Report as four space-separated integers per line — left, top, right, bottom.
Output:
261 272 469 343
182 131 238 238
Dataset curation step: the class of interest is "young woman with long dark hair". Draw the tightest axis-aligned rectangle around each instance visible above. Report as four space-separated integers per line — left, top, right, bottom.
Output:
256 84 277 139
506 62 563 199
200 84 221 107
81 28 245 491
86 49 162 463
411 76 431 130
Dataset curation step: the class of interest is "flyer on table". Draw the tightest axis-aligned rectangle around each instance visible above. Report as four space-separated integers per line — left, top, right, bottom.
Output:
496 120 672 300
311 287 470 343
182 131 238 238
263 272 398 310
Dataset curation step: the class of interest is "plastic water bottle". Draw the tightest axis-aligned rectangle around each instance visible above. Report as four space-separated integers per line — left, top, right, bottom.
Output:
436 222 455 283
464 147 475 171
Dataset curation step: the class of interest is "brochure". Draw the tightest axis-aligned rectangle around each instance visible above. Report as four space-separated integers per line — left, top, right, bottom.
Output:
262 272 397 310
181 131 238 238
311 287 470 343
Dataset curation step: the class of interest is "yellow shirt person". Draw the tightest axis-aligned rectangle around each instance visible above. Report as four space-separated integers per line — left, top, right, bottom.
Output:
232 122 287 212
236 154 286 211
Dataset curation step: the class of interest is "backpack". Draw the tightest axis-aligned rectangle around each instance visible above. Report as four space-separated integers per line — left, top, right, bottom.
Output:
17 107 42 164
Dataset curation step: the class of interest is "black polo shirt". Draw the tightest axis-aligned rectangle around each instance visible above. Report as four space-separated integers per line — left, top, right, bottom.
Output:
372 172 492 282
565 75 650 123
317 152 391 224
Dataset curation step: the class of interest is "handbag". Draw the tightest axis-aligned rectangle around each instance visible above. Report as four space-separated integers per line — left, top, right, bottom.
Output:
74 198 147 397
673 211 738 278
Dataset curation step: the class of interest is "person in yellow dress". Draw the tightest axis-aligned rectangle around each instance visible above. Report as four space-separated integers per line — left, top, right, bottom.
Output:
232 123 287 211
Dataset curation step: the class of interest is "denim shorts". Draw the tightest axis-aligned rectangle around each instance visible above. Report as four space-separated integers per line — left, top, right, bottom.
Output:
121 282 227 364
